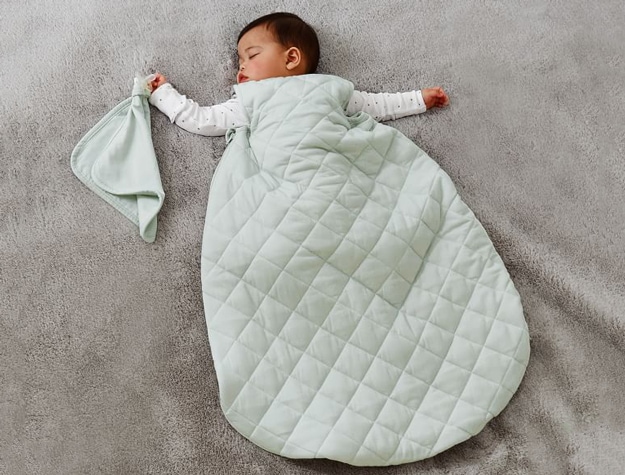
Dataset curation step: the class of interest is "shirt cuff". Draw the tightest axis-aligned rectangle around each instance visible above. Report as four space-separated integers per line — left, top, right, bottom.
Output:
149 83 186 123
415 90 427 113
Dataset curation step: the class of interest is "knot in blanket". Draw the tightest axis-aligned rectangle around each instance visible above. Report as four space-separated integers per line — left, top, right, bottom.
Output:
132 74 155 98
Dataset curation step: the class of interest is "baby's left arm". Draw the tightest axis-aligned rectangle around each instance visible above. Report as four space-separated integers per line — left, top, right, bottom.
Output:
348 87 449 122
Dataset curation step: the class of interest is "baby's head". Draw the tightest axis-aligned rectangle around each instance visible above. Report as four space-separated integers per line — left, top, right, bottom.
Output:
236 12 319 84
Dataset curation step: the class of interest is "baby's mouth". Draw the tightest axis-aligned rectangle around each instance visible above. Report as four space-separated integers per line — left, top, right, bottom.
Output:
237 73 249 83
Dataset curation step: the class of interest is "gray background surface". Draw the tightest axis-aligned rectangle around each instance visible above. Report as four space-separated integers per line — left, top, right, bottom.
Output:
2 0 625 473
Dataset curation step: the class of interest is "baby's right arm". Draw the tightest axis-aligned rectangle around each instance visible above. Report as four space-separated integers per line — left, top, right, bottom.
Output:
148 73 247 137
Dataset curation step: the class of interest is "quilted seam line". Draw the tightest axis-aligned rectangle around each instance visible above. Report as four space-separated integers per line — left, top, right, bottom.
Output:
293 293 397 463
298 128 436 307
211 175 298 274
214 222 503 452
247 100 372 200
205 152 443 280
210 322 437 448
207 174 510 432
425 251 516 455
206 203 430 302
206 190 432 314
246 94 353 176
218 219 310 410
314 322 419 463
218 78 432 290
219 232 405 449
227 381 415 466
282 111 356 184
388 209 485 457
313 364 400 462
485 282 530 392
277 167 427 456
206 237 522 391
225 405 316 457
438 192 529 288
291 168 446 462
350 144 431 284
485 323 529 417
291 106 397 183
276 273 387 455
300 142 412 296
332 281 481 463
245 80 338 171
215 212 314 424
209 304 463 408
430 336 498 450
412 192 527 329
209 276 453 386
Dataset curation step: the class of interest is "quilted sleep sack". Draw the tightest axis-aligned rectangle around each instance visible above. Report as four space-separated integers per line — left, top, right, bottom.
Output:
201 74 530 466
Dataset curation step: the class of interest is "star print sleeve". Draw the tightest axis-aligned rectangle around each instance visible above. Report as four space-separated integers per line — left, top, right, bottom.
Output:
346 90 427 121
149 83 247 137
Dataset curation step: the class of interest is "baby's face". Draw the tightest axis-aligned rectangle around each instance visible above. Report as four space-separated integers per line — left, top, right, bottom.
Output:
236 26 295 84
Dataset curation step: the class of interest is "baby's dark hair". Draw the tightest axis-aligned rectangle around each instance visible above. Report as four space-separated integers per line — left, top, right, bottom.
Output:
238 12 320 74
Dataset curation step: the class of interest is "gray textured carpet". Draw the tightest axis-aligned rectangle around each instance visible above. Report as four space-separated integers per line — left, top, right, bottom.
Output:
2 0 625 473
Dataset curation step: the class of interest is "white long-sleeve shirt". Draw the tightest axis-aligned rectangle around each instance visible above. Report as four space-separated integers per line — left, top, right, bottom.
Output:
149 81 427 137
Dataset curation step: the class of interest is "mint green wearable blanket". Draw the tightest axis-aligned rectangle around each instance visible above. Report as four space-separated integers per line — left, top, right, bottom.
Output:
201 75 530 466
71 76 164 243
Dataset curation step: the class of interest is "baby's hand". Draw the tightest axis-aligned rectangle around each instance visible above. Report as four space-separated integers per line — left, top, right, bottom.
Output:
422 87 449 109
148 73 167 92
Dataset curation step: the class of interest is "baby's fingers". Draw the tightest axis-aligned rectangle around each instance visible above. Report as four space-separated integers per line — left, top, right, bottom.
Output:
422 87 449 109
148 73 167 91
437 88 450 106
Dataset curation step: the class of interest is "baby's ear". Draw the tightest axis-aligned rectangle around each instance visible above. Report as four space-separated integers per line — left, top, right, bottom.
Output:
285 47 302 71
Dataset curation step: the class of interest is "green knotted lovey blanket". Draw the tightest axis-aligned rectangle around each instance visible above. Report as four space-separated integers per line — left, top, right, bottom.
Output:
71 75 164 243
201 74 530 466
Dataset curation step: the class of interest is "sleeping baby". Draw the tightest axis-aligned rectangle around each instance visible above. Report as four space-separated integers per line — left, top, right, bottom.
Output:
148 12 449 134
141 11 530 467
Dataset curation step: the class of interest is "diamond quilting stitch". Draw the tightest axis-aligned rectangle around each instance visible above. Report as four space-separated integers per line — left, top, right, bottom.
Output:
201 75 530 466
